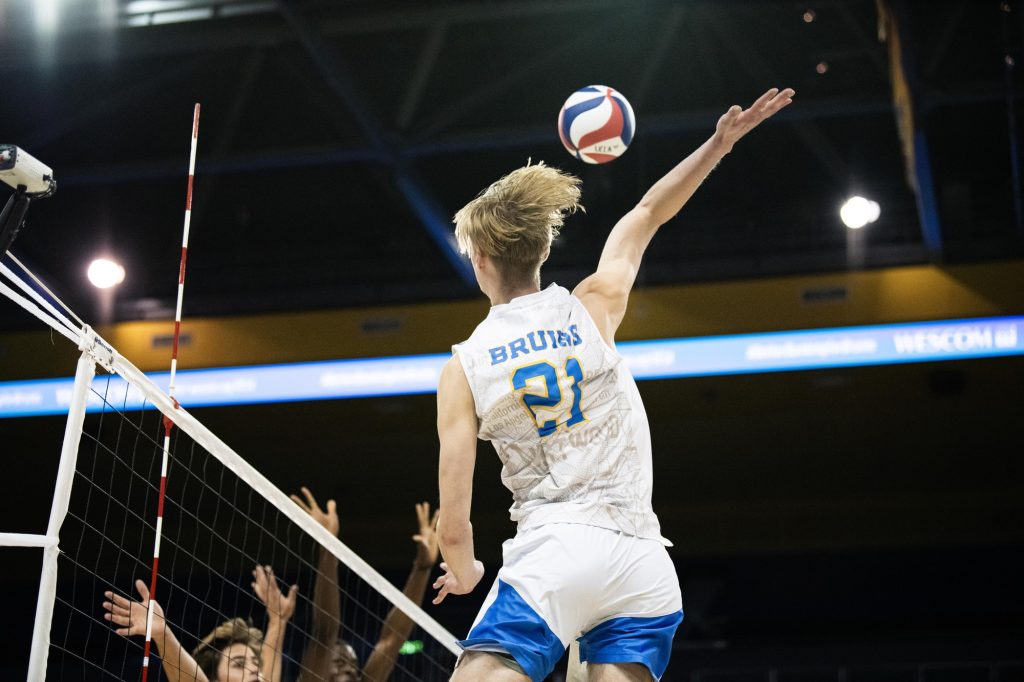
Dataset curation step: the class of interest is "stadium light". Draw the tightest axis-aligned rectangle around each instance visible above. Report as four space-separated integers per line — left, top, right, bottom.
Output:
35 0 59 32
840 196 880 229
87 258 126 289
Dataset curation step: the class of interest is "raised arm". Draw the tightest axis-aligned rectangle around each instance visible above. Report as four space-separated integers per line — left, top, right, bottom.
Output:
362 502 441 682
252 564 298 682
574 87 795 344
291 487 343 682
102 579 209 682
433 355 485 605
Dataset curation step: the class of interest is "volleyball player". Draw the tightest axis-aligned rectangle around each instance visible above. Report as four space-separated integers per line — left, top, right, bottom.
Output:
102 563 297 682
290 487 441 682
433 88 794 682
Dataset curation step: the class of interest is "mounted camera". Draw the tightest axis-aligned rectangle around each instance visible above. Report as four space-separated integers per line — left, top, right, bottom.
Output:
0 145 56 255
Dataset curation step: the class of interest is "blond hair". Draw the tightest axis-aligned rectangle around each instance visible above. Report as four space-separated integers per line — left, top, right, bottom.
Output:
192 618 263 679
454 161 583 286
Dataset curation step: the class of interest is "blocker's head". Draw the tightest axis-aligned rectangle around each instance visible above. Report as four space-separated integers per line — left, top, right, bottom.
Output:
193 618 265 682
329 639 360 682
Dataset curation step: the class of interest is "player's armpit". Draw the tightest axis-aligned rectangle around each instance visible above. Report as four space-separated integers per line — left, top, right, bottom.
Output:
573 265 634 346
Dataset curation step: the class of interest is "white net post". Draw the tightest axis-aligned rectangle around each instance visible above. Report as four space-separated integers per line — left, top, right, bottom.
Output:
26 348 96 681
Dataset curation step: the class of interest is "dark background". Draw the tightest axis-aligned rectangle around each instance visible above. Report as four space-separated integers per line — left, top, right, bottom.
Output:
1 0 1023 679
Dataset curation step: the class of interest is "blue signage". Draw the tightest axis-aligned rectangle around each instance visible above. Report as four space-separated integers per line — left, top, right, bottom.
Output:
1 315 1021 418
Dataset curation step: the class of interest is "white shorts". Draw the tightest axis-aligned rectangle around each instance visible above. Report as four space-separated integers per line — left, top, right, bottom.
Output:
457 523 683 682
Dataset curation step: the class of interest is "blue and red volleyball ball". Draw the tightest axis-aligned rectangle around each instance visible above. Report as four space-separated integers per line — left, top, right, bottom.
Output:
557 85 636 164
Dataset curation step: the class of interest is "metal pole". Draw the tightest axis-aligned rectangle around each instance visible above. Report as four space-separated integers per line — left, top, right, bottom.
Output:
26 350 96 681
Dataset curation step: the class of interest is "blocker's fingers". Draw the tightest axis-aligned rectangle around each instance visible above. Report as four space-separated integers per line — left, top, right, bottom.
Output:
107 612 130 627
107 592 130 608
289 494 310 512
301 486 320 511
432 585 450 605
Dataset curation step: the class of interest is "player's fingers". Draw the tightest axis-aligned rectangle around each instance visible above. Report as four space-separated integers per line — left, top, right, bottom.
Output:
106 612 130 627
720 106 741 128
289 494 311 512
301 486 320 511
107 592 129 608
769 93 795 115
115 627 132 637
430 509 440 527
439 562 448 571
432 585 450 605
135 579 150 602
752 88 779 111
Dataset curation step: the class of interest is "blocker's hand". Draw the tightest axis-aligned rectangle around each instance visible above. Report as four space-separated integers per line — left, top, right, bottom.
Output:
103 579 164 639
714 87 795 153
432 560 485 605
252 564 298 623
290 485 340 537
413 501 441 568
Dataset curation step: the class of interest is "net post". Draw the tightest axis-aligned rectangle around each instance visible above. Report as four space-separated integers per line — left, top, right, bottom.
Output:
26 349 96 681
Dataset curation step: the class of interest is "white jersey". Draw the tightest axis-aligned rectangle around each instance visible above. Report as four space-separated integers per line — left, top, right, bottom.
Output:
453 284 665 542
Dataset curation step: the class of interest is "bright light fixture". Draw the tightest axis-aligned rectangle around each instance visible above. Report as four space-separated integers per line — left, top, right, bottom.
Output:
840 196 881 229
87 258 126 289
35 0 59 32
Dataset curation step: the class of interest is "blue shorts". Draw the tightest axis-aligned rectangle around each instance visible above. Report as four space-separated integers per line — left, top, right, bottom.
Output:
457 524 683 681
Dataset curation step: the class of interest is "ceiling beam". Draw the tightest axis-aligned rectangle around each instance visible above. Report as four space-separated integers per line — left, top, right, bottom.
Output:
703 6 854 187
632 4 688 112
56 94 900 187
274 0 476 286
396 23 449 131
416 15 624 139
0 0 625 73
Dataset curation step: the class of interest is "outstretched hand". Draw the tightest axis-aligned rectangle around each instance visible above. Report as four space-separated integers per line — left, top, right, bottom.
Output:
714 87 795 153
432 560 484 605
412 501 441 568
103 579 163 639
290 486 340 537
252 565 298 623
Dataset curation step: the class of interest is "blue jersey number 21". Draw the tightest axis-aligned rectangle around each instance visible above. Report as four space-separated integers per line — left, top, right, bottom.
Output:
511 358 585 437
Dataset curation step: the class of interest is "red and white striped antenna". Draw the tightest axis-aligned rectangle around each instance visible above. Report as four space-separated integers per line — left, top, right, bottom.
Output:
141 102 200 681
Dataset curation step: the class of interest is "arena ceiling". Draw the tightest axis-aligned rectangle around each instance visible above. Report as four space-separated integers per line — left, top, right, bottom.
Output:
2 2 1023 668
0 0 1020 327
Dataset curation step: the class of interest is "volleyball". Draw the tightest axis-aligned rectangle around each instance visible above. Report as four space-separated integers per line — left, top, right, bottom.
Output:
557 85 636 164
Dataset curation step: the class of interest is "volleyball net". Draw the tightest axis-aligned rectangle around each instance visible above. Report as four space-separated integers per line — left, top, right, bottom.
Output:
1 260 459 681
